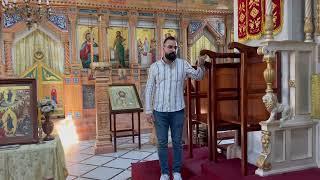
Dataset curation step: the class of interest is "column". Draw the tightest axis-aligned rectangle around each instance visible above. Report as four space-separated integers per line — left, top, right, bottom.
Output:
92 62 113 154
316 0 320 36
3 32 14 77
264 0 274 41
180 17 189 59
304 0 314 42
156 13 165 60
98 14 109 63
0 40 4 77
256 46 276 174
129 11 138 66
68 13 78 65
62 34 71 75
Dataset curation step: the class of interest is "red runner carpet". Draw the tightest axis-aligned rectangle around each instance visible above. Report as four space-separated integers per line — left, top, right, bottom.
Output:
131 147 320 180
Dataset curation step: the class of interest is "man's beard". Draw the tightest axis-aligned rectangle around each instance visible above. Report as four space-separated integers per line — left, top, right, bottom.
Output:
165 52 177 62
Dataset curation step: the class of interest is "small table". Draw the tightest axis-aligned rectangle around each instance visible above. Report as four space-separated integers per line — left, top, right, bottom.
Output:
110 111 142 152
0 136 68 180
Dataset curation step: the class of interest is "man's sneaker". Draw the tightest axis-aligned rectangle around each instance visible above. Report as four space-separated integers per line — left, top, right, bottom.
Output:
173 172 182 180
160 174 169 180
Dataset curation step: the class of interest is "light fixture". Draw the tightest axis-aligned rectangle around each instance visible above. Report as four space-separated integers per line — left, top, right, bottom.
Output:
1 0 53 29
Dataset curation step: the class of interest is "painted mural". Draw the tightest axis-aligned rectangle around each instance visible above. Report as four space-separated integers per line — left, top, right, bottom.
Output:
108 27 129 68
136 28 156 67
78 26 99 69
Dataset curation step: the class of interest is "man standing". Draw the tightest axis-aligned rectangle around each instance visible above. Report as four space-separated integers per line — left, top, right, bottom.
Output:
145 36 206 180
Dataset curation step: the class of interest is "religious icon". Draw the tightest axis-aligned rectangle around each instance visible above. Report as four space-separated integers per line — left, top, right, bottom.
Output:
137 38 143 63
80 31 99 68
0 79 38 145
114 31 126 68
78 26 99 69
108 27 129 68
51 88 57 104
136 28 155 67
108 84 143 112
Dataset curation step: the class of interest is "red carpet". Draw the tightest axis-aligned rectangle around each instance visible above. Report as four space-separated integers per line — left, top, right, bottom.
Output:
131 147 320 180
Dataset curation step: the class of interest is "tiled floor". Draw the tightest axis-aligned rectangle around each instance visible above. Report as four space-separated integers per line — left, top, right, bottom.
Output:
65 133 234 180
65 133 158 180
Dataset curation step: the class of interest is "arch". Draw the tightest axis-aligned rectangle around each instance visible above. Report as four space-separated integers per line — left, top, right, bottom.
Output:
188 20 223 46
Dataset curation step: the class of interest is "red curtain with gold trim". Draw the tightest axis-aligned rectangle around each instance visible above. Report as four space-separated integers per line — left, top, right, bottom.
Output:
238 0 282 42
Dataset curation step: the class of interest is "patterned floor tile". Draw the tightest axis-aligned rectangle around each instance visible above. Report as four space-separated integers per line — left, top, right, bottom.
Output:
80 155 114 166
121 150 151 160
82 167 123 180
67 163 97 176
111 170 131 180
103 158 138 169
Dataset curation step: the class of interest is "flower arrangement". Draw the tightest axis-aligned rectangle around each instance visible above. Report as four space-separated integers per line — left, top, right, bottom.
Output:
38 97 57 114
38 97 57 141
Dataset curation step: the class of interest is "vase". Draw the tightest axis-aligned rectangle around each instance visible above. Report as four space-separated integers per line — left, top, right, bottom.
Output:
41 113 54 141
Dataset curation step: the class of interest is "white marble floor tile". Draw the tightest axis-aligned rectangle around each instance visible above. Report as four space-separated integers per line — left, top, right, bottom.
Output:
67 163 97 176
103 158 138 169
117 143 140 150
143 152 159 161
121 150 151 160
111 170 131 180
82 167 123 180
66 153 93 163
80 155 115 166
80 147 95 155
135 144 157 153
100 149 130 158
66 175 77 180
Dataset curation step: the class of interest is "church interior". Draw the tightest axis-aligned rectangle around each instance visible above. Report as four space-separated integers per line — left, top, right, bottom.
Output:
0 0 320 180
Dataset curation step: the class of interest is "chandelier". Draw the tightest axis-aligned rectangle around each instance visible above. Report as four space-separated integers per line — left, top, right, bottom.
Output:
1 0 53 29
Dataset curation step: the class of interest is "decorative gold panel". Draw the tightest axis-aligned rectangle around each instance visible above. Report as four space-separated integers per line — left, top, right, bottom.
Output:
311 74 320 119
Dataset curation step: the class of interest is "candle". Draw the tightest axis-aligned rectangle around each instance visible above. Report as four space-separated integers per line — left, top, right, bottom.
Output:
46 0 49 5
38 0 41 4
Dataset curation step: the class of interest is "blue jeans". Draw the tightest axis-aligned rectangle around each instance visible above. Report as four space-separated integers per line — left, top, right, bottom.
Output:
153 109 184 175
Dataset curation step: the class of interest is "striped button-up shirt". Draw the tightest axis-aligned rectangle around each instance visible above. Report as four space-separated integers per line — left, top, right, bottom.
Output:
145 58 205 114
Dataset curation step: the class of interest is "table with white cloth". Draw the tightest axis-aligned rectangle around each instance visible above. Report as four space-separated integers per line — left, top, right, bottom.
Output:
0 136 68 180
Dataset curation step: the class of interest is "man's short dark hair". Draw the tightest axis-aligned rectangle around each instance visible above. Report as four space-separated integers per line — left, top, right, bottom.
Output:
163 36 176 44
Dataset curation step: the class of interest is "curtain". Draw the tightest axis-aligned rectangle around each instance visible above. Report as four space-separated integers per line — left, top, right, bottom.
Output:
13 30 64 75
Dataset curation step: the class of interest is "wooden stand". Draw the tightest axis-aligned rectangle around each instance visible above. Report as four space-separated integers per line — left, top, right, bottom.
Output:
108 83 144 152
110 111 142 152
